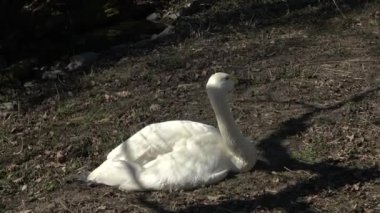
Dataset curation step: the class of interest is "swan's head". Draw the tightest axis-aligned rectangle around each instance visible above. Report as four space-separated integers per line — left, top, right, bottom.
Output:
206 72 235 93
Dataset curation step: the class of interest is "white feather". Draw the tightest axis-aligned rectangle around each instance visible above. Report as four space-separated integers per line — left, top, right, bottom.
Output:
87 72 257 191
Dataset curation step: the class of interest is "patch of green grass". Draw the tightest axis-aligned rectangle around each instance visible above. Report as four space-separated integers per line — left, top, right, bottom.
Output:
57 101 77 116
57 97 107 125
44 180 59 192
345 101 363 116
292 146 318 163
284 66 302 79
78 107 107 124
156 54 187 70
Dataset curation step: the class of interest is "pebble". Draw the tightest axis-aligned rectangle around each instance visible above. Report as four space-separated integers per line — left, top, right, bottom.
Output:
66 52 99 71
149 104 161 112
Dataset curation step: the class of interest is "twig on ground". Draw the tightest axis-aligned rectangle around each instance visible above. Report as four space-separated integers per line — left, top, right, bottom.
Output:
332 0 347 19
57 199 74 213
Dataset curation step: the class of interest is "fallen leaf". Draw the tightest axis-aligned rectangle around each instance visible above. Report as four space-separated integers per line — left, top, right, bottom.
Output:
13 177 24 183
115 90 131 98
207 195 224 201
21 184 27 191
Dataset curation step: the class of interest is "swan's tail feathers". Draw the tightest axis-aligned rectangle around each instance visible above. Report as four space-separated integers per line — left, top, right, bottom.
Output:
87 160 145 190
65 171 92 186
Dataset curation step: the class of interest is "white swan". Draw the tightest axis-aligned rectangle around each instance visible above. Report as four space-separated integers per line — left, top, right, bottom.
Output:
87 72 257 191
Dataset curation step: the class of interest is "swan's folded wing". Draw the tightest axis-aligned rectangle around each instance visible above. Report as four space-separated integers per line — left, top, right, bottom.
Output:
119 133 230 191
106 120 218 165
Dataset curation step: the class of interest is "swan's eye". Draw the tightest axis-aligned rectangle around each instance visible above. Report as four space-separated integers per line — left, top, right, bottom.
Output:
224 76 230 81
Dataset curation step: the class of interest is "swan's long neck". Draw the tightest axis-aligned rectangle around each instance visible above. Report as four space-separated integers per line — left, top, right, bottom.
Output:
207 88 245 151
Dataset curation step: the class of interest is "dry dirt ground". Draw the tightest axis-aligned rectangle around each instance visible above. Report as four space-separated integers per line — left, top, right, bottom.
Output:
1 1 380 212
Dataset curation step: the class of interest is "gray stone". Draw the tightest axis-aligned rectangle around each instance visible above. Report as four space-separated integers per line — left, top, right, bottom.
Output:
66 52 99 71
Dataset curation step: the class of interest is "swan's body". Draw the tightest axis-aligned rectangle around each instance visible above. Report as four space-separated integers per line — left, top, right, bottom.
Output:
87 72 257 191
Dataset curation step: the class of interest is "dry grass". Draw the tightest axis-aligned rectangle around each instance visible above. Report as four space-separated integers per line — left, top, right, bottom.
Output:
1 1 380 212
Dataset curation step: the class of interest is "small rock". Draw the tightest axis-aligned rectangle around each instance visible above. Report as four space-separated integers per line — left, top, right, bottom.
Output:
97 205 107 210
104 94 116 102
352 183 360 191
151 25 174 40
66 52 99 71
163 12 180 20
0 102 17 111
146 13 160 22
21 184 27 191
207 195 224 201
149 104 161 112
42 70 65 80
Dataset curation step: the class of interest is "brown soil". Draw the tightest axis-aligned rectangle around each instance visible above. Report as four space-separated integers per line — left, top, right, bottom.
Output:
1 1 379 212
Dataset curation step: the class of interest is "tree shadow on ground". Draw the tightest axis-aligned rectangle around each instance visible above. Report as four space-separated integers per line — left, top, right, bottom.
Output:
175 0 368 35
135 85 380 212
0 0 373 111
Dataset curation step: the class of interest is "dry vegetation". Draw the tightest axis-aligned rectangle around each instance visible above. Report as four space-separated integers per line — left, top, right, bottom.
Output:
1 0 379 212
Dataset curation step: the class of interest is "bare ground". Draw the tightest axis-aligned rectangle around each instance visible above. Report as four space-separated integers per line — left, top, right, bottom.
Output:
1 1 380 212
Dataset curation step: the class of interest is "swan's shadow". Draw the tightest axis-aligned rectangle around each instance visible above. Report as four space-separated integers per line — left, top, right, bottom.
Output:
137 85 379 212
255 85 379 171
198 85 380 212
